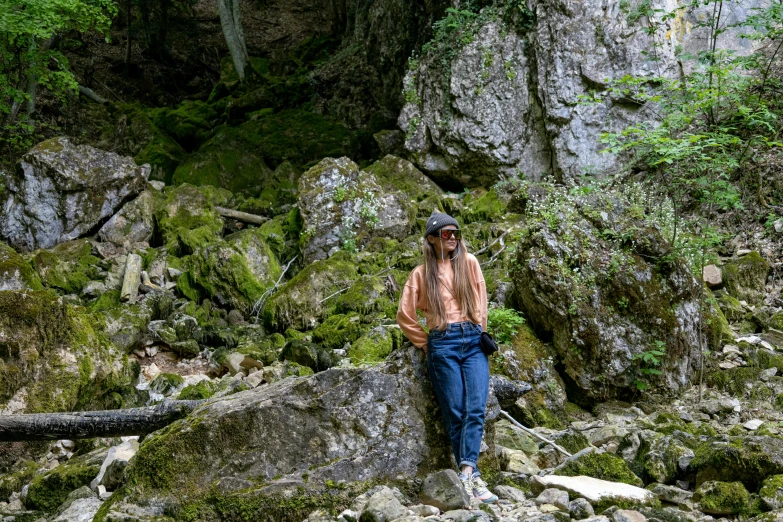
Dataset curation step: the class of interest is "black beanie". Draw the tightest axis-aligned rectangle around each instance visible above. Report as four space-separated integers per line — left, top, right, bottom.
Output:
424 211 459 237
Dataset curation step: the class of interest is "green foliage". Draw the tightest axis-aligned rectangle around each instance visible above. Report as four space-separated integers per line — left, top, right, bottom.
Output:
632 340 666 391
487 306 526 344
0 0 116 153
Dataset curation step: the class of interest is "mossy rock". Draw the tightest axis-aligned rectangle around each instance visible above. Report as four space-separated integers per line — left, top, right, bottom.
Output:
555 449 644 487
695 480 750 515
336 275 390 316
172 125 274 195
312 313 365 350
494 419 539 454
31 239 102 294
24 447 105 512
107 103 187 183
154 184 228 255
177 379 217 400
280 340 339 372
239 109 361 170
718 294 745 323
723 252 771 305
177 228 282 315
690 436 783 491
0 290 136 413
362 155 443 203
638 433 696 484
0 460 38 500
235 331 286 366
461 188 507 224
151 100 217 151
263 251 359 332
0 242 42 290
150 373 185 396
706 367 763 398
347 325 403 364
760 474 783 511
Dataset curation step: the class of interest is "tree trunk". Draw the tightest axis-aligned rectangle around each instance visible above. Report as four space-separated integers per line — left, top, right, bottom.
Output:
0 400 204 442
217 0 249 81
125 0 133 66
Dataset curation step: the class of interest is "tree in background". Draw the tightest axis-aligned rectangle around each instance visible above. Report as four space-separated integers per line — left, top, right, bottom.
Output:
0 0 115 148
217 0 249 81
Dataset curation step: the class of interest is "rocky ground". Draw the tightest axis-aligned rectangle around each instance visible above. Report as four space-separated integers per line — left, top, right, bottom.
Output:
0 127 781 522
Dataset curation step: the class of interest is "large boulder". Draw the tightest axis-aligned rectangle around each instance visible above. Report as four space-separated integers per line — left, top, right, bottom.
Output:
263 251 359 332
0 137 149 251
297 157 418 263
177 228 282 315
510 186 721 400
0 290 136 414
100 348 458 521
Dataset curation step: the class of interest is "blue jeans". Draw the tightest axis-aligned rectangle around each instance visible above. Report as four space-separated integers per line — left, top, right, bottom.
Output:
427 321 489 470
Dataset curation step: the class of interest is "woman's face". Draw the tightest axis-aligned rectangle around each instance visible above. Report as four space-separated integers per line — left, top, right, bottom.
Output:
428 225 459 256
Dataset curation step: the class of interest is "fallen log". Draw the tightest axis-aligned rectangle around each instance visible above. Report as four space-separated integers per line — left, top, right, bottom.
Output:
216 206 269 225
0 400 204 442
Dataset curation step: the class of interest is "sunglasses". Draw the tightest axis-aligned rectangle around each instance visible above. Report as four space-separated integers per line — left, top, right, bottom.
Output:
435 229 461 240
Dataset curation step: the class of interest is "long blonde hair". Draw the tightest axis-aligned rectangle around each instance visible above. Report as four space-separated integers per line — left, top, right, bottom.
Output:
422 235 480 330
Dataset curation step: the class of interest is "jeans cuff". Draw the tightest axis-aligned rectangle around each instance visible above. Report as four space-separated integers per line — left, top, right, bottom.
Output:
459 459 478 469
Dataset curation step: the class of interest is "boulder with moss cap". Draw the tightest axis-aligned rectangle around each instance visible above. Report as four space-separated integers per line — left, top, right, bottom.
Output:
722 251 771 305
263 251 359 331
297 157 418 263
0 137 149 252
177 227 281 315
511 187 722 400
97 347 460 521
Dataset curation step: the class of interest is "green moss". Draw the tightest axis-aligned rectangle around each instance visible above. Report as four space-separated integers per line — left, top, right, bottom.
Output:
696 481 750 515
24 451 102 512
722 252 771 305
150 373 185 396
690 436 783 491
706 367 762 398
0 291 135 413
238 109 360 170
555 451 644 487
718 294 744 323
362 155 442 203
462 188 507 223
280 340 338 372
110 103 187 183
0 242 43 290
347 326 402 364
335 275 390 317
155 184 228 255
89 289 122 312
263 251 359 332
759 474 783 510
312 313 365 350
151 100 217 151
32 239 102 294
552 430 591 454
172 125 273 195
0 460 38 500
178 380 217 400
178 228 282 315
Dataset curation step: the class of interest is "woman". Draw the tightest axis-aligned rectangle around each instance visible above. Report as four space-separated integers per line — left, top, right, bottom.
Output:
397 211 498 504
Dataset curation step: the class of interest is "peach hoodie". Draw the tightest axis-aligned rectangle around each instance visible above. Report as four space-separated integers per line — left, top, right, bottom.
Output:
396 252 488 350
